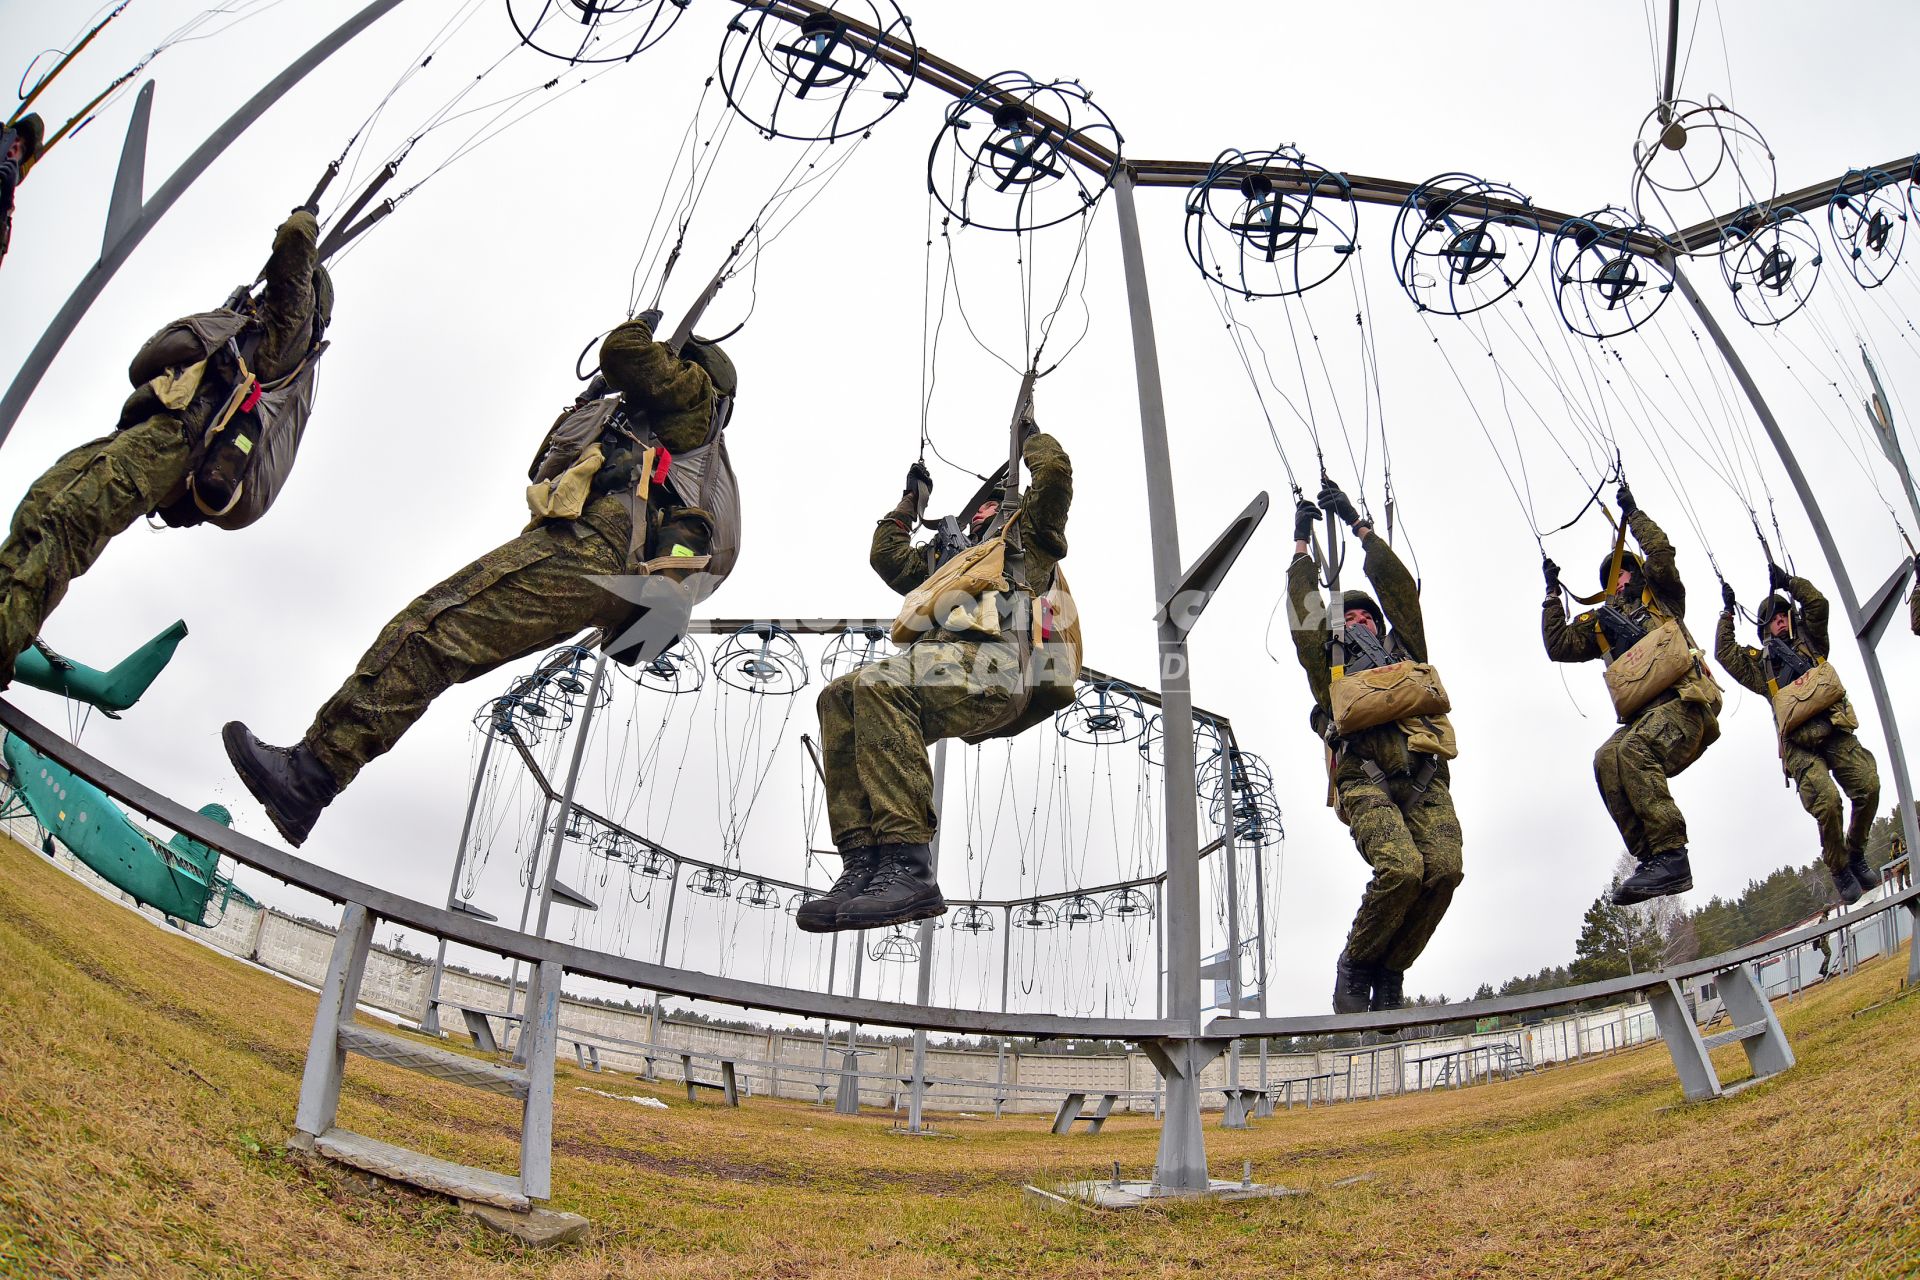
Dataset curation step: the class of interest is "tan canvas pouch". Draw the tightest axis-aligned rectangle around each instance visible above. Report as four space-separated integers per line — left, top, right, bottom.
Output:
1402 713 1459 761
1330 660 1451 735
1603 617 1694 718
1771 660 1847 739
525 442 604 528
891 535 1008 644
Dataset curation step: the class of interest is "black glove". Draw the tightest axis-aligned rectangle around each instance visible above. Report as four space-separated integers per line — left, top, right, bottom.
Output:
1293 499 1322 543
1543 557 1561 593
1721 579 1738 612
636 308 664 332
904 459 932 499
1318 481 1360 527
1768 562 1791 593
1616 483 1637 519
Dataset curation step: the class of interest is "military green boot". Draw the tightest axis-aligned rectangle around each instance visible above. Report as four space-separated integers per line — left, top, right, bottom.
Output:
1333 953 1373 1014
1830 863 1863 907
795 848 877 934
1612 849 1692 905
222 722 337 848
1846 850 1880 892
1370 968 1406 1012
835 843 946 931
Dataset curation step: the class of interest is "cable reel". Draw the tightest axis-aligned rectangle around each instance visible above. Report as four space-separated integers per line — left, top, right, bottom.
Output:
1055 679 1148 745
1550 207 1676 339
1828 168 1908 290
718 2 917 142
1183 146 1359 299
1629 98 1778 259
1393 173 1543 316
506 0 690 64
713 623 810 695
1719 203 1823 327
927 72 1120 233
820 626 894 682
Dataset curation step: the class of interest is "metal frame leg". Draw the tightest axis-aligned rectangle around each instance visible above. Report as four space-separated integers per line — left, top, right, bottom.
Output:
1717 963 1796 1083
295 903 375 1138
1649 978 1722 1103
518 959 561 1201
1139 1039 1228 1191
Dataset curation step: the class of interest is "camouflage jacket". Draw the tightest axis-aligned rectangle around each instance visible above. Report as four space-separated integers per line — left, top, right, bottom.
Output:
870 432 1072 601
1716 574 1847 749
119 209 322 432
1543 509 1718 719
597 318 718 455
1288 530 1432 777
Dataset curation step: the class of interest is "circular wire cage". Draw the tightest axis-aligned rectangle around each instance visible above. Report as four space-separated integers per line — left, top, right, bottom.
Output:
1011 900 1058 931
536 645 613 712
687 867 735 899
637 850 677 881
549 808 598 844
869 928 919 963
1393 173 1543 316
1105 886 1154 919
738 879 783 910
1056 679 1149 745
506 0 689 65
718 2 918 142
927 72 1120 233
1206 750 1285 848
1550 207 1676 339
785 888 813 915
1629 98 1777 260
714 623 810 695
1184 146 1359 299
1140 712 1225 770
1719 203 1823 327
1828 168 1908 290
1059 893 1104 926
480 672 573 743
622 634 707 695
950 904 996 933
590 828 641 866
820 626 895 682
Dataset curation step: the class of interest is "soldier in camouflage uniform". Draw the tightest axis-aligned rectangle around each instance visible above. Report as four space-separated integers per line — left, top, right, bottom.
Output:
0 206 331 686
1716 566 1881 903
1289 481 1463 1013
1542 486 1721 905
223 316 735 847
799 428 1071 934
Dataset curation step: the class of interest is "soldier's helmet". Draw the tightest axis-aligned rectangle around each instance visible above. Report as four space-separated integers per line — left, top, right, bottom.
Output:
1599 549 1644 590
1756 593 1793 638
683 336 737 398
9 112 44 164
1340 589 1385 634
310 264 334 341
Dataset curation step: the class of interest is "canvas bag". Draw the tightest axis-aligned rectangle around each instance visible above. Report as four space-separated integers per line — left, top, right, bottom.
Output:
964 566 1085 744
891 534 1010 645
1603 616 1698 718
1329 660 1451 736
1771 659 1848 739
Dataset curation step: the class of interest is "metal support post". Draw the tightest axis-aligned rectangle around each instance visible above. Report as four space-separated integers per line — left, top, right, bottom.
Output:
1217 753 1243 1089
421 728 496 1036
907 740 949 1133
1672 262 1920 986
1114 165 1212 1191
295 902 375 1138
646 857 683 1063
1000 905 1013 1013
501 792 554 1021
0 0 413 452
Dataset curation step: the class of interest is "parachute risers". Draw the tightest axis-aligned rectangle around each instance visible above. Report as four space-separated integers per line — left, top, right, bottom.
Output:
10 620 187 715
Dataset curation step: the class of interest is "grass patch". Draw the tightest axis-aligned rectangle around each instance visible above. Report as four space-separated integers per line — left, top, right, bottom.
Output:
1 833 1917 1277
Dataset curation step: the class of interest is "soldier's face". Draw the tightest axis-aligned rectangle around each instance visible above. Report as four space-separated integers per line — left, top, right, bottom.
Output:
1769 612 1792 638
4 138 21 163
1614 568 1633 594
1344 606 1378 636
970 500 998 532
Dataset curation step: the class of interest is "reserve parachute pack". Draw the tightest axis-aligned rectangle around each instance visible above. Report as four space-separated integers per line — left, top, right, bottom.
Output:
1323 604 1454 750
1769 656 1849 739
129 295 329 531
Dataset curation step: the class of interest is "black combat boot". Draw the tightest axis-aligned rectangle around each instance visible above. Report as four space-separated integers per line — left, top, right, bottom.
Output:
1830 863 1864 907
1333 953 1373 1014
1370 968 1406 1012
835 842 946 930
794 847 878 934
1611 849 1693 905
222 722 338 848
1846 849 1880 892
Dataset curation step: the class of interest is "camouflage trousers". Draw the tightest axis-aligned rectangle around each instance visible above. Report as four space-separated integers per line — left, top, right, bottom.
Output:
1336 768 1464 972
304 495 633 789
817 636 1021 851
1784 730 1879 875
1594 697 1718 863
0 414 190 680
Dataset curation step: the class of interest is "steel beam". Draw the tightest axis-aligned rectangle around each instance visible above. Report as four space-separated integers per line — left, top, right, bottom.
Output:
421 726 496 1036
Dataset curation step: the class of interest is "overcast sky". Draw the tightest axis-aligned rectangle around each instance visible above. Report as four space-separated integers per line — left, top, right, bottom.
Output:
5 0 1920 1029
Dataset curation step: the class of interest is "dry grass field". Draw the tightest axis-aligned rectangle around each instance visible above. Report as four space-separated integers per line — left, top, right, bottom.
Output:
1 830 1917 1278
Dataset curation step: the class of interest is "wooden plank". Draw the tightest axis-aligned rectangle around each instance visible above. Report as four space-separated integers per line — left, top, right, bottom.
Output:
315 1128 527 1212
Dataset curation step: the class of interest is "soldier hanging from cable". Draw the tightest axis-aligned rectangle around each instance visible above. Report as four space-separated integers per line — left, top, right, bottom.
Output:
0 113 43 268
223 313 738 847
1542 483 1722 905
1716 565 1881 905
0 204 332 689
1289 479 1462 1014
801 413 1076 934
